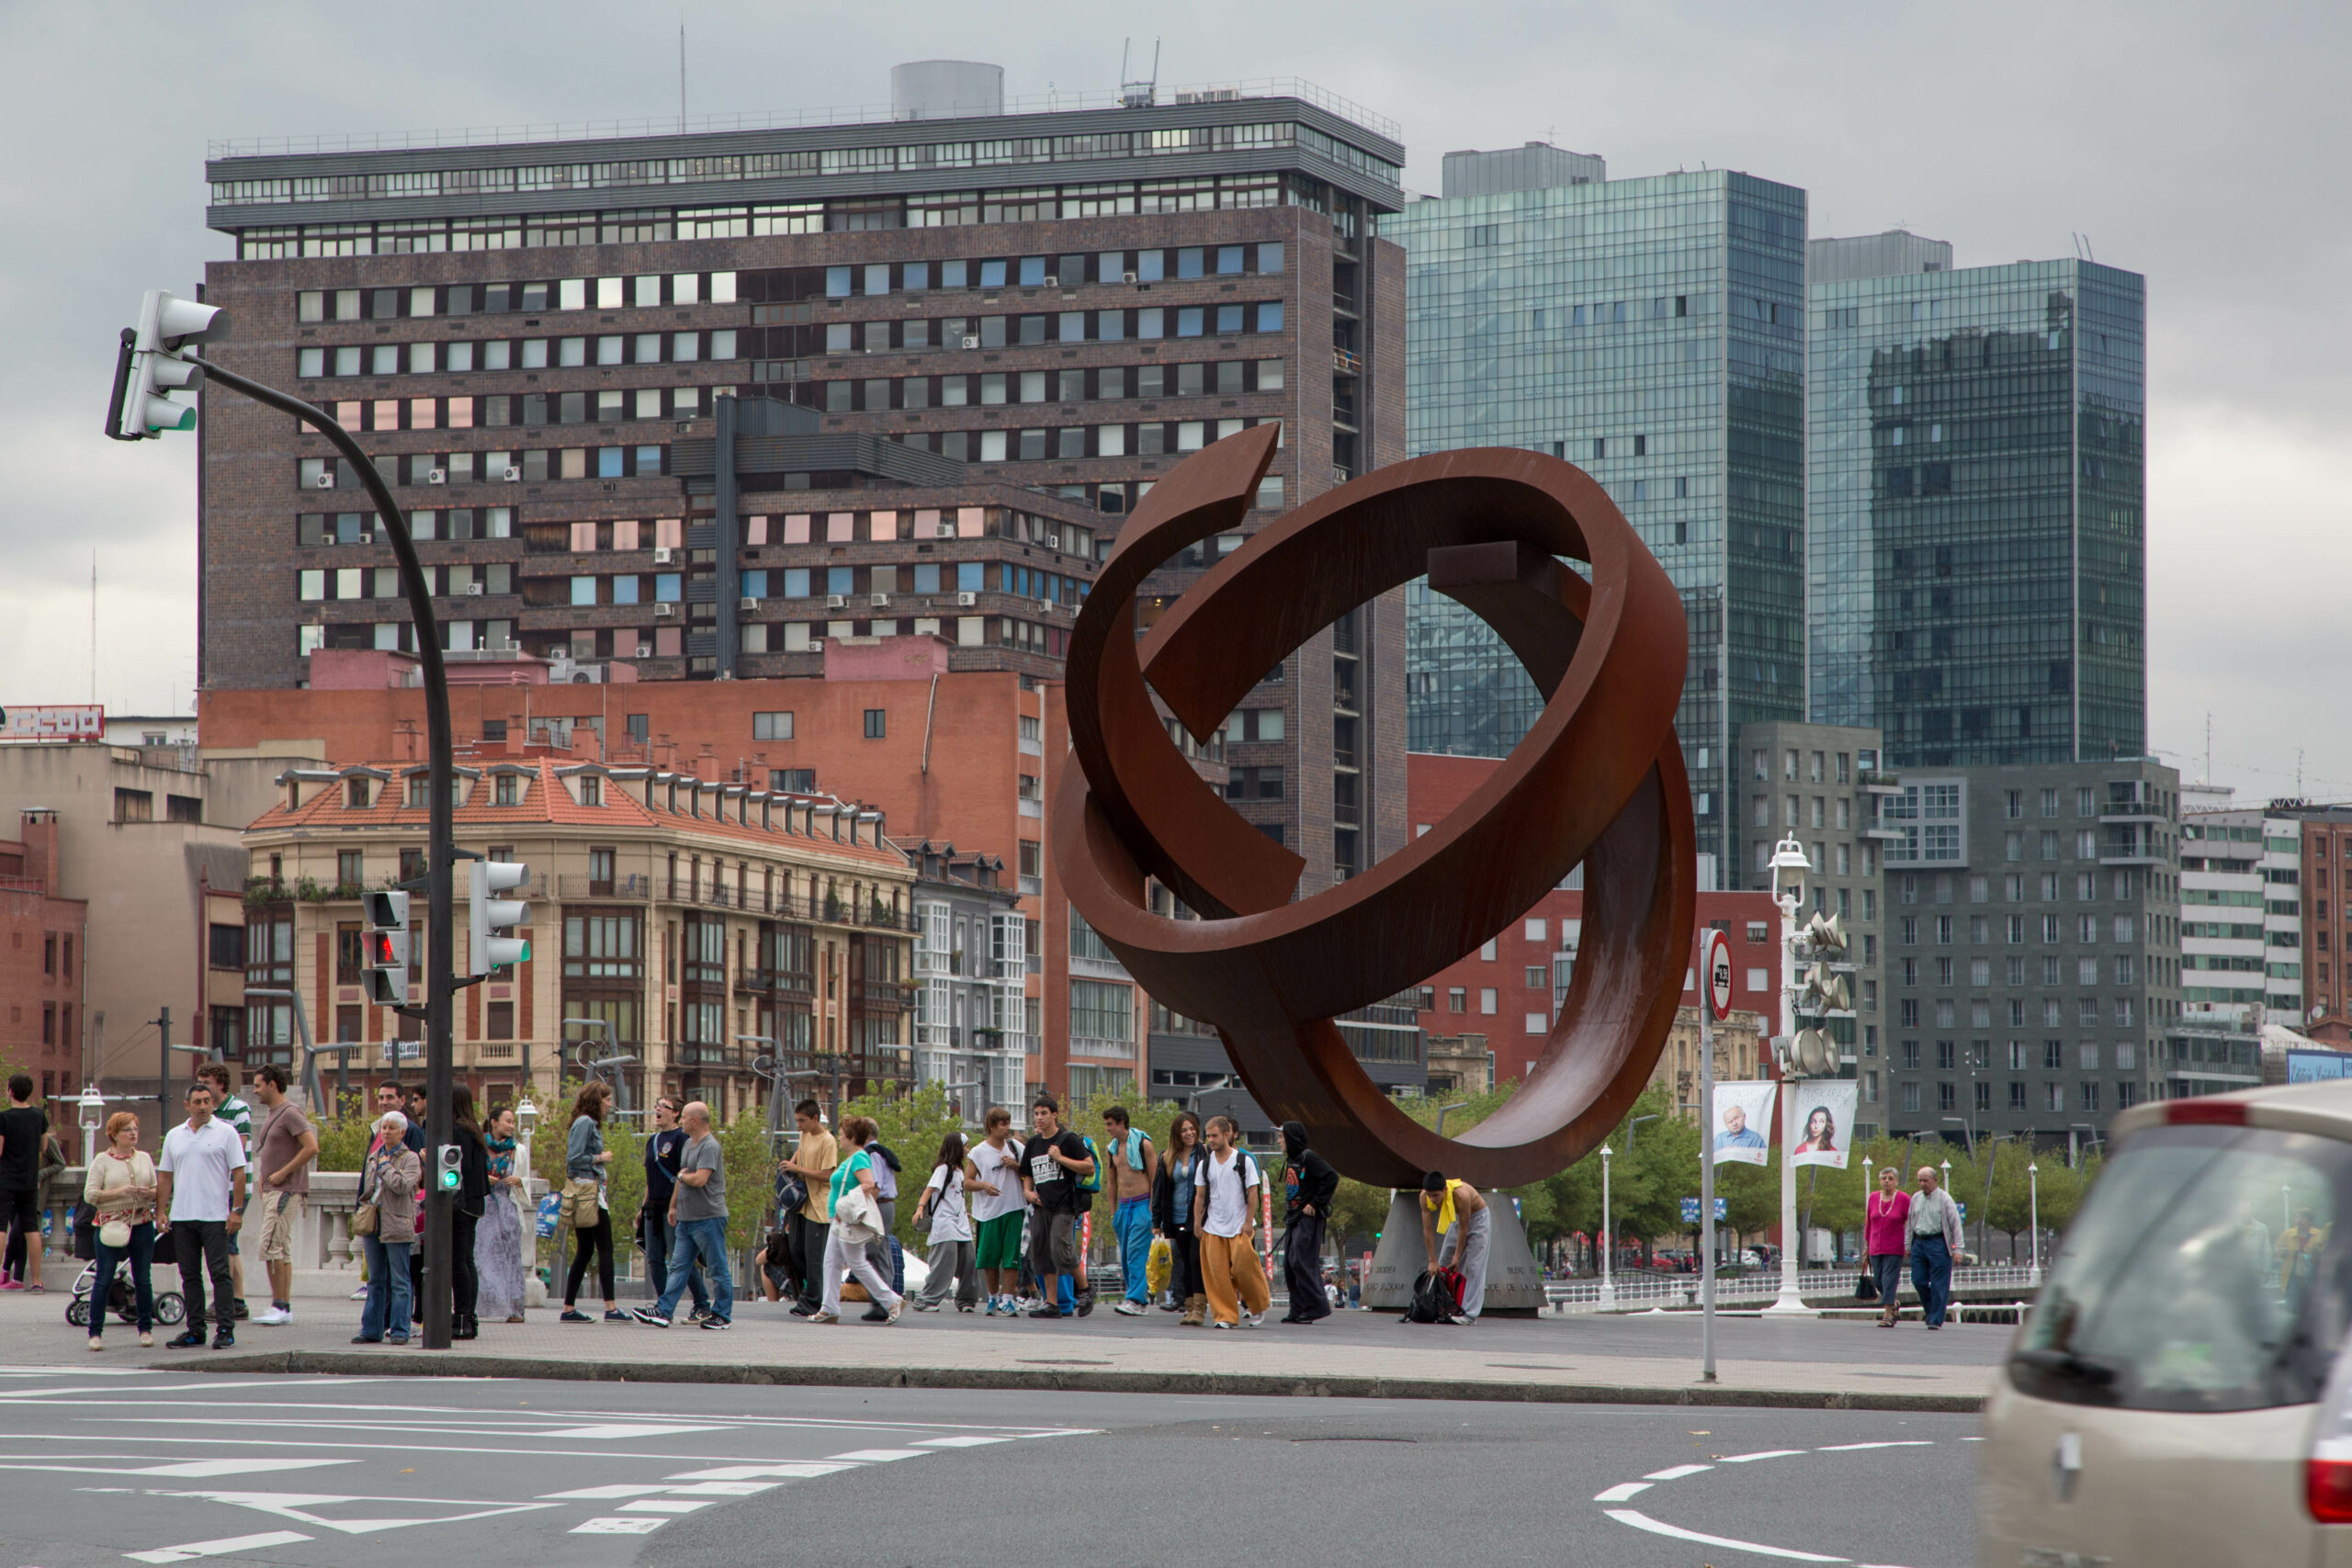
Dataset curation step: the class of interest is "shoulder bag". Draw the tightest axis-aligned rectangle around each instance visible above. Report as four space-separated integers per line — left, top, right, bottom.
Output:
833 1180 883 1245
351 1162 381 1237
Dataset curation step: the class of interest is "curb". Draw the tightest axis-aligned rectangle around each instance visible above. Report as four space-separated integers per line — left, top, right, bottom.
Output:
196 1350 1986 1414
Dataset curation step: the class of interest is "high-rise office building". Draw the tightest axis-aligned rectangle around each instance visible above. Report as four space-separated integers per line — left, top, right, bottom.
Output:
198 67 1409 894
1807 232 2146 767
2178 785 2304 1032
1385 150 1809 885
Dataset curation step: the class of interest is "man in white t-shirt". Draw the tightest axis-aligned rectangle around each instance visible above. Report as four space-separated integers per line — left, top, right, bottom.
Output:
967 1107 1026 1316
156 1082 247 1349
1193 1115 1271 1329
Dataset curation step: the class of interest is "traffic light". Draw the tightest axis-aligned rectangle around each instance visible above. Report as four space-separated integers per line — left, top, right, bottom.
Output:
363 890 411 1006
469 860 531 976
436 1144 463 1192
109 290 227 440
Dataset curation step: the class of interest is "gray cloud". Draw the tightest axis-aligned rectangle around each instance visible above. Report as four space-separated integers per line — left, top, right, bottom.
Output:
5 0 2343 795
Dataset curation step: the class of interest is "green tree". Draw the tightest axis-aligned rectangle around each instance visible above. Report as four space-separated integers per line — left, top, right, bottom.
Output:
1983 1139 2037 1258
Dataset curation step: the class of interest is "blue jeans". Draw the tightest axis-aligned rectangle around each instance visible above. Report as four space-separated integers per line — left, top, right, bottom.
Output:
361 1235 413 1341
1114 1197 1154 1304
656 1216 733 1323
642 1211 710 1313
91 1223 157 1336
1909 1235 1952 1327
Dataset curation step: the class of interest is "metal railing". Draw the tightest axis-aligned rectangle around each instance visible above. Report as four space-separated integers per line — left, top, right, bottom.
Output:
1543 1263 2041 1313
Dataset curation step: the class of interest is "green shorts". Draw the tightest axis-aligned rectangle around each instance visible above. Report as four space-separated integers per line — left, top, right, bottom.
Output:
975 1211 1025 1270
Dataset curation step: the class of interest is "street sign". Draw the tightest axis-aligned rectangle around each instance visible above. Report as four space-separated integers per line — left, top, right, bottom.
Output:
382 1040 423 1064
1702 927 1733 1021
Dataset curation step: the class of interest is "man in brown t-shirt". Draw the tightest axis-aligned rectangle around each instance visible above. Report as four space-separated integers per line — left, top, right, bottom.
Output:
245 1066 317 1326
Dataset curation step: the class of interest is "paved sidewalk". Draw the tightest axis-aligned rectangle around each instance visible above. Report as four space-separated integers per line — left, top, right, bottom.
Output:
4 1283 2006 1411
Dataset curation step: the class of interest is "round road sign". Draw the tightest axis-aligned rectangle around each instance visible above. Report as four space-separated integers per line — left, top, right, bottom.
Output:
1702 928 1734 1021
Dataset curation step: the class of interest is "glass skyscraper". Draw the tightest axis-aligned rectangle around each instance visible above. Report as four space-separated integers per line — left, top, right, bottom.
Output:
1384 160 1808 885
1807 241 2146 767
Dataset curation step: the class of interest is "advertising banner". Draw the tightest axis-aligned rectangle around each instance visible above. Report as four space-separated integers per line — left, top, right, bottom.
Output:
0 704 103 741
2287 1049 2352 1085
1789 1078 1858 1170
1711 1080 1776 1166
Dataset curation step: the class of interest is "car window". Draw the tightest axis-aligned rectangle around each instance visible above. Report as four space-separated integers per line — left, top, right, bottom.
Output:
2011 1123 2352 1413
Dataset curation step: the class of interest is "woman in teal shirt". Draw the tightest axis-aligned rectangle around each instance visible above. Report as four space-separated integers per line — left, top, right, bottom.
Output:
813 1115 902 1324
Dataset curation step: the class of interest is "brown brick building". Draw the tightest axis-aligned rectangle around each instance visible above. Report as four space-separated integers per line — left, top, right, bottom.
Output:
0 811 90 1122
197 70 1408 899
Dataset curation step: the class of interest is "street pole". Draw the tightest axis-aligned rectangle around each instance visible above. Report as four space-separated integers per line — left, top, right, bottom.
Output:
2028 1162 2041 1285
153 1005 171 1142
194 358 458 1349
1699 996 1716 1382
1599 1143 1615 1308
1763 838 1812 1316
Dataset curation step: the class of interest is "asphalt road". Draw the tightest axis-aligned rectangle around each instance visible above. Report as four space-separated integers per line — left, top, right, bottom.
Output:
0 1365 1975 1568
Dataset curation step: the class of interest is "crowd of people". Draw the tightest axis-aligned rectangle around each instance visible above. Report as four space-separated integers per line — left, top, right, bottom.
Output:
30 1073 1500 1342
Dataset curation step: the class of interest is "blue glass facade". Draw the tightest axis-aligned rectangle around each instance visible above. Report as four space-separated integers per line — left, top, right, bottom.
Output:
1807 259 2146 766
1384 170 1809 884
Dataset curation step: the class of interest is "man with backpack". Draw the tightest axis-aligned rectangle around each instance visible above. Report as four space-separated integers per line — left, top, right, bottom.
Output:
1418 1169 1490 1325
1019 1096 1095 1318
1193 1115 1271 1329
1100 1106 1157 1316
1277 1122 1336 1325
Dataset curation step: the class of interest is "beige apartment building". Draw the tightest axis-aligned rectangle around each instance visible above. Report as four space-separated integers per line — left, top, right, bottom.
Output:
239 754 917 1118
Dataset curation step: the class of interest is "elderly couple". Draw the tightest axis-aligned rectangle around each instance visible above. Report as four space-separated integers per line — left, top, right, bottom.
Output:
1864 1163 1968 1329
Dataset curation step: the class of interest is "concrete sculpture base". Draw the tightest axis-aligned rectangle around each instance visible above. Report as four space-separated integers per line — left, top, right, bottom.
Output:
1360 1190 1546 1315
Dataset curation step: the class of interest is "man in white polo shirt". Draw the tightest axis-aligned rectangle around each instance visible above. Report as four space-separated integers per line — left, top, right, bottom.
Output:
157 1082 247 1350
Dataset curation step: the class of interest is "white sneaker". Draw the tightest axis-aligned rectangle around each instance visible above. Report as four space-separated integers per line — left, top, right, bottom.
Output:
253 1307 292 1326
1212 1319 1234 1329
1242 1310 1266 1328
1114 1300 1146 1316
348 1287 369 1301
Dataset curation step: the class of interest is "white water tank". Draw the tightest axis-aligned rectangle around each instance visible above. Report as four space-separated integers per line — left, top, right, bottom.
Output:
891 61 1003 120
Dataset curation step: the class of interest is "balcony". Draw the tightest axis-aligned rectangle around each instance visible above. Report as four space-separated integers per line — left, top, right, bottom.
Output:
1070 1034 1137 1060
1332 346 1362 376
2101 786 2166 825
557 873 654 901
2100 823 2167 867
1858 770 1903 795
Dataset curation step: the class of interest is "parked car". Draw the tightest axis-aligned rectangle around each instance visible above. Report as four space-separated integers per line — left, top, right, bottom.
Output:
1978 1086 2352 1564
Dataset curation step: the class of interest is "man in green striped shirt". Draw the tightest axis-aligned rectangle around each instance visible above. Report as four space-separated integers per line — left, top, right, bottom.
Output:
197 1064 253 1323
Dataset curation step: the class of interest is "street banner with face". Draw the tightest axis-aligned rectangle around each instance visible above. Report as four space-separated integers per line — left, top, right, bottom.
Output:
1711 1081 1776 1166
1789 1078 1857 1170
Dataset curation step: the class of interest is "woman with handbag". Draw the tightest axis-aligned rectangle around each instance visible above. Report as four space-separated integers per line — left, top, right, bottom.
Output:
476 1104 529 1325
83 1112 158 1350
811 1115 901 1325
559 1083 623 1324
1864 1163 1912 1328
354 1111 421 1344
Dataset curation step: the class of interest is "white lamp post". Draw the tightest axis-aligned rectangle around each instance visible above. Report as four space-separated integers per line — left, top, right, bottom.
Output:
2028 1161 2042 1286
1763 834 1815 1315
77 1085 107 1161
513 1092 546 1307
1599 1143 1616 1309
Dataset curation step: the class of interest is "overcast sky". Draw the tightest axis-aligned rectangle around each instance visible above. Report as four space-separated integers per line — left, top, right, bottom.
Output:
5 1 2345 801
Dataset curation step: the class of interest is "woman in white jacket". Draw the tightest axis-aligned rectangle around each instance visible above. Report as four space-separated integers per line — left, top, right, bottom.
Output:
83 1112 159 1349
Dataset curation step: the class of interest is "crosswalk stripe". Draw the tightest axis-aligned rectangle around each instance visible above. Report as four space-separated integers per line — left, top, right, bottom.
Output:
124 1530 311 1563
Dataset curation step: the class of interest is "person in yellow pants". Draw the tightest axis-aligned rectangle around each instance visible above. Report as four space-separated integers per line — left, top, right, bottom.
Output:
1193 1116 1270 1328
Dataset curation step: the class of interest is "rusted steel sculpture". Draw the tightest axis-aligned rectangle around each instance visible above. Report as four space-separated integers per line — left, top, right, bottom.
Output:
1052 424 1695 1187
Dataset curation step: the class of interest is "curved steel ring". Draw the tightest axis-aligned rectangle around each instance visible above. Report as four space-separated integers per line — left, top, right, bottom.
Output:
1052 426 1696 1188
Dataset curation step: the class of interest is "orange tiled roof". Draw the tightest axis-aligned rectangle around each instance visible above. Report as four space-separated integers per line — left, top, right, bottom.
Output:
242 758 910 870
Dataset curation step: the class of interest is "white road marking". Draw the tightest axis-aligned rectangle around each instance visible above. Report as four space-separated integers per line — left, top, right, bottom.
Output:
124 1531 312 1563
537 1483 671 1500
913 1435 1012 1447
535 1422 725 1438
129 1488 558 1535
1604 1508 1849 1562
571 1517 663 1535
1719 1449 1806 1463
662 1481 781 1495
0 1458 350 1478
616 1498 714 1514
665 1463 856 1480
1593 1482 1652 1502
1643 1462 1713 1480
825 1447 930 1461
1817 1439 1935 1451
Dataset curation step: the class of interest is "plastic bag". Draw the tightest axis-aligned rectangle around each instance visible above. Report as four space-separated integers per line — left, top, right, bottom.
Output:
1146 1235 1171 1296
536 1192 561 1239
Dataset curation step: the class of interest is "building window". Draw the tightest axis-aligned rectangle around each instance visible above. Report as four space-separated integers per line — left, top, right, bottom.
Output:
864 708 887 739
494 773 524 806
335 921 364 985
115 788 153 823
208 923 244 971
485 1001 514 1040
753 711 794 741
1448 987 1466 1012
337 849 364 889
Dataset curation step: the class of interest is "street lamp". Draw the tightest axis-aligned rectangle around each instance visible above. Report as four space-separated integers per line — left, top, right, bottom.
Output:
1433 1101 1471 1138
1764 834 1818 1316
1599 1143 1616 1309
2027 1162 2042 1285
1625 1112 1659 1153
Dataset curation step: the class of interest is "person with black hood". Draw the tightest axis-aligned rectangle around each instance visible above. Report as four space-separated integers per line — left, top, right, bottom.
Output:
1277 1121 1337 1325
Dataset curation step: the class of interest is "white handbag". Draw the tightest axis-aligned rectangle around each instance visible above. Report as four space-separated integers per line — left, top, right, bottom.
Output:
833 1183 882 1245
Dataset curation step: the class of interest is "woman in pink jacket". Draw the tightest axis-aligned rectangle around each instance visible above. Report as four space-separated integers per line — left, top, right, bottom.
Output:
1865 1164 1912 1327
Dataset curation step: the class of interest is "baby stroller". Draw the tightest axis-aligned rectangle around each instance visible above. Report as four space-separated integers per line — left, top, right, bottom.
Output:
63 1226 186 1330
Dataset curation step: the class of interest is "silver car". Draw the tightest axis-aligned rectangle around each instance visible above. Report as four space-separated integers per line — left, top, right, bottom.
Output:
1980 1083 2352 1564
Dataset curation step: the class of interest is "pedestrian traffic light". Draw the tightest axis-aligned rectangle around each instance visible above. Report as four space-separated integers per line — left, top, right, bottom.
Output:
108 290 227 440
363 890 411 1006
436 1144 462 1192
469 860 531 976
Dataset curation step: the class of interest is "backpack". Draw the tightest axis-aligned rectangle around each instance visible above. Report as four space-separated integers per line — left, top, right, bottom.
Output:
1404 1267 1464 1325
1074 1134 1103 1206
